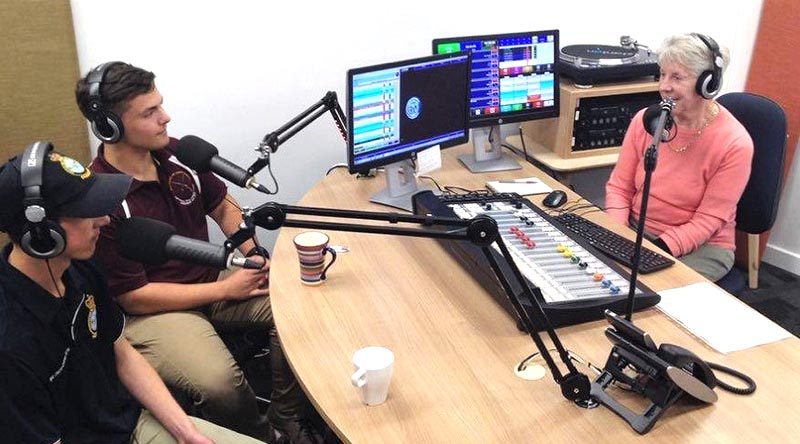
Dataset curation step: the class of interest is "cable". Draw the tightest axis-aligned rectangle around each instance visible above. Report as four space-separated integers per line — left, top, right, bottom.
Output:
707 361 757 395
517 348 603 376
355 168 379 180
261 155 279 195
576 208 604 217
417 175 444 193
450 185 488 195
513 125 559 179
45 259 63 298
326 163 348 175
518 125 531 163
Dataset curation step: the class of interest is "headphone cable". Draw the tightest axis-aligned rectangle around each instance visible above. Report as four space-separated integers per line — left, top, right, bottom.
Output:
45 259 64 298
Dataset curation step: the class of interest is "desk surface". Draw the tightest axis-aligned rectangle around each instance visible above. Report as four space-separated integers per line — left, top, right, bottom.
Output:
269 145 800 443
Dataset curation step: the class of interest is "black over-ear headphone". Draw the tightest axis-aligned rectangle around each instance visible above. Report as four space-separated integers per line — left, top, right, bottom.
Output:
692 33 724 99
86 61 125 144
19 141 67 259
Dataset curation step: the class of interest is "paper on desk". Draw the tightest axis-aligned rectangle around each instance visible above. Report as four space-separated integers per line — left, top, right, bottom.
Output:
415 145 441 175
656 282 792 354
486 177 553 195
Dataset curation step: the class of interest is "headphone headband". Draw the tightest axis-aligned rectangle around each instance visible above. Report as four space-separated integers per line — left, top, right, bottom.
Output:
20 141 52 223
19 141 67 259
693 34 723 69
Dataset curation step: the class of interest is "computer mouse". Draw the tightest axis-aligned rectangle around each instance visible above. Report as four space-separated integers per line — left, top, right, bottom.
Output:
542 190 568 208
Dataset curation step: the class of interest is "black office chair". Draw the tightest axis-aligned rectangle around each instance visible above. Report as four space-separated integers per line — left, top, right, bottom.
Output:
715 92 788 293
220 329 272 405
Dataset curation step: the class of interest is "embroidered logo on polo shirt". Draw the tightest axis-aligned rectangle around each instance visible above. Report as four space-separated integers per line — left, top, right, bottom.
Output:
50 152 92 179
84 294 98 339
168 171 198 205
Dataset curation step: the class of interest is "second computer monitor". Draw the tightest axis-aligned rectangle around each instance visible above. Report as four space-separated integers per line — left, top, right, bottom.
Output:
433 30 559 172
347 52 471 211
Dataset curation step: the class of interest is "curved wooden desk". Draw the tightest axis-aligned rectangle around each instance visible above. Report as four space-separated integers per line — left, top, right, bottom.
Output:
270 145 800 443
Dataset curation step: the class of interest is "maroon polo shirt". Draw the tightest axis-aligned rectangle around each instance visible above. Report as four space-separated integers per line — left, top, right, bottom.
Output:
90 138 227 298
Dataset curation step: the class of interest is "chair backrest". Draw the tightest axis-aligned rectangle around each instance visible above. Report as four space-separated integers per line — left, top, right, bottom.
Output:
717 92 788 234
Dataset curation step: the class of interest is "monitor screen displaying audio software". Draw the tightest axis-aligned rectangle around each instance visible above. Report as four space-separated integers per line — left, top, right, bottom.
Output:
347 52 471 173
433 30 559 128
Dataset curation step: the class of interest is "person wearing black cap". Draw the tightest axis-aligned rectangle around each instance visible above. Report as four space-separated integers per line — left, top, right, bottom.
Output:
0 142 262 443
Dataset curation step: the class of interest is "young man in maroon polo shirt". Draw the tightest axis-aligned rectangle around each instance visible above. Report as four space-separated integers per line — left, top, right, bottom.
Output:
76 62 323 444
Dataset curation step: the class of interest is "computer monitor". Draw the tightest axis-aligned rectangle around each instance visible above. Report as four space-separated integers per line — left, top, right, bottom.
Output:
347 52 471 211
433 30 559 172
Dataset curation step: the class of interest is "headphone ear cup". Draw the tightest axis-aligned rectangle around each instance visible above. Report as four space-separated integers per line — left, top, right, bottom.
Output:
691 33 723 99
20 220 67 259
658 343 717 388
695 70 720 99
91 111 124 144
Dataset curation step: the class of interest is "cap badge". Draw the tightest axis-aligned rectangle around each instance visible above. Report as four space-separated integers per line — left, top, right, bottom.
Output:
50 152 92 179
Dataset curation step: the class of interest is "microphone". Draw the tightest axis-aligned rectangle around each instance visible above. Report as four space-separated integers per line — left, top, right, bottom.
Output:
174 135 269 193
116 216 261 270
642 99 675 141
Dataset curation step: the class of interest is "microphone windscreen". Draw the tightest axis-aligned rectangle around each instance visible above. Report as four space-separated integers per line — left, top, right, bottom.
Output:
116 216 175 265
174 135 218 172
642 104 661 136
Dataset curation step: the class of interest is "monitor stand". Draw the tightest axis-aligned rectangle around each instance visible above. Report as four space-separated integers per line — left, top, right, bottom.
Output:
370 159 437 213
458 125 522 173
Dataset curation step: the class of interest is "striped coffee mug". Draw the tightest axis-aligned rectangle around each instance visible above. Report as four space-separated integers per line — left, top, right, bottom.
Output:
293 231 337 285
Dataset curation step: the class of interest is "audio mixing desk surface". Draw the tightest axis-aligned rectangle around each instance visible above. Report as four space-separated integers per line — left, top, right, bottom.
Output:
413 191 660 329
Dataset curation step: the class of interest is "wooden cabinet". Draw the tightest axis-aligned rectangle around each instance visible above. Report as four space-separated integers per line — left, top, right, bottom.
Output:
520 78 659 160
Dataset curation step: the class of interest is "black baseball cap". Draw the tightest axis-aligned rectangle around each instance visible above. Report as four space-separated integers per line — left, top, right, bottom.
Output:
0 146 131 236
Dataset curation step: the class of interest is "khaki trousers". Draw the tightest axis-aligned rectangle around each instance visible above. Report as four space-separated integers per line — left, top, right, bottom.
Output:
131 409 263 443
679 244 735 282
124 295 305 441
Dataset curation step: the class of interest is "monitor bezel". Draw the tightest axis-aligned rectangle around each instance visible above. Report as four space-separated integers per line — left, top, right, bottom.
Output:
346 51 472 174
432 29 560 129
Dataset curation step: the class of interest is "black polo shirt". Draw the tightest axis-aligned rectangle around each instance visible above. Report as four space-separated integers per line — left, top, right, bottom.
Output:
89 138 227 298
0 244 140 443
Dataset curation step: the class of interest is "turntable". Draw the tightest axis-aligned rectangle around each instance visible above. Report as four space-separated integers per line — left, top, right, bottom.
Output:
560 36 659 86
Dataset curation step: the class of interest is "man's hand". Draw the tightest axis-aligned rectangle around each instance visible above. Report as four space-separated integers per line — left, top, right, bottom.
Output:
221 264 269 300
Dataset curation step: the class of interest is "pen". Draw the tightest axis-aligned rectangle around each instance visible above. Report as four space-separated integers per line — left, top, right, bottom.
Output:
497 180 541 184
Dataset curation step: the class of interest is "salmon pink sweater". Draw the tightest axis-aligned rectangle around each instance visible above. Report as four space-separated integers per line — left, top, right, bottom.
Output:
605 105 753 257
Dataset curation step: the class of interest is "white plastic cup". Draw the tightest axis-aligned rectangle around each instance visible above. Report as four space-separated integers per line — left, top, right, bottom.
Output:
350 346 395 405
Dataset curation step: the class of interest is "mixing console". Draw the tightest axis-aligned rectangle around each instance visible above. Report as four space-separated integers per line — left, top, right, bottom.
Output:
413 191 660 329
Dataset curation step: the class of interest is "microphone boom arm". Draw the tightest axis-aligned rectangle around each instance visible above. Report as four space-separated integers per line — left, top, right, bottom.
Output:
247 201 591 402
249 92 348 177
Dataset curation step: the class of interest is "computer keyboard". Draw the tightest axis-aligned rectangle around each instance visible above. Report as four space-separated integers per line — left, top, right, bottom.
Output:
553 213 675 274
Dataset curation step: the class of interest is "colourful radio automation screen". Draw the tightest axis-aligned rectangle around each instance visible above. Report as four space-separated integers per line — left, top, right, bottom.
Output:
433 30 559 127
347 52 470 172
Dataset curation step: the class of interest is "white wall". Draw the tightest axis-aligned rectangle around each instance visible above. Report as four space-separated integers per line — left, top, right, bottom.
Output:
764 140 800 275
70 0 766 249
